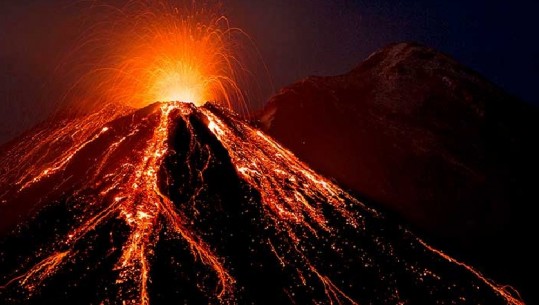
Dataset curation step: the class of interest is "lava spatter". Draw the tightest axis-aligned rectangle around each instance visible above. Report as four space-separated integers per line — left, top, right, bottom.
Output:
0 102 523 304
0 103 233 304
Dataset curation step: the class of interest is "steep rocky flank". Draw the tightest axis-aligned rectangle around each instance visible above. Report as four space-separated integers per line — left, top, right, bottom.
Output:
259 42 538 302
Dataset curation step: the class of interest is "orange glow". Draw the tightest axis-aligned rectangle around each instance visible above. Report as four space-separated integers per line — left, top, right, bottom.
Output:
152 69 205 105
0 2 524 303
0 102 524 304
2 103 233 304
60 1 252 112
202 106 525 305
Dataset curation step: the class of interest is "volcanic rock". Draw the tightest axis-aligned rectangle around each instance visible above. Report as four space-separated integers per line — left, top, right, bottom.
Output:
0 101 522 304
258 42 539 303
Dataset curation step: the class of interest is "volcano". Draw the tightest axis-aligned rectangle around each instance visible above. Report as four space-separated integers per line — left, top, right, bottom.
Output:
258 42 538 303
0 101 522 304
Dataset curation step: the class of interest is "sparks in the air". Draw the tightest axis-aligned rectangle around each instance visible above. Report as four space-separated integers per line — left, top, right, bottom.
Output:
152 69 204 105
59 1 254 113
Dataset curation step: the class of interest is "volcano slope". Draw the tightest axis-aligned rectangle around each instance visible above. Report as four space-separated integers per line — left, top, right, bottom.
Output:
0 102 522 304
258 42 538 303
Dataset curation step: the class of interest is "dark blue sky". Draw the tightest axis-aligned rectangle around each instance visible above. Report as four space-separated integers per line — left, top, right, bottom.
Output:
227 0 539 105
1 0 538 142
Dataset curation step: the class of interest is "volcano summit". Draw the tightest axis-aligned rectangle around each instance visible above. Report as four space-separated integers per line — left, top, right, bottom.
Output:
0 102 522 304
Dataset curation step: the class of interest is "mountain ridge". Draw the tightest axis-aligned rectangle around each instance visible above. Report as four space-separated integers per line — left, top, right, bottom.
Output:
0 101 523 304
258 41 538 303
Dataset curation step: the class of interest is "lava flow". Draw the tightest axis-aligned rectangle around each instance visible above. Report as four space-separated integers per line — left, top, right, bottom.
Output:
0 3 524 303
0 102 233 305
0 101 524 304
54 0 262 116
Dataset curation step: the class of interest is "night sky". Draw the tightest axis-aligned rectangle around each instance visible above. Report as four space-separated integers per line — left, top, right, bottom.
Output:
1 0 538 143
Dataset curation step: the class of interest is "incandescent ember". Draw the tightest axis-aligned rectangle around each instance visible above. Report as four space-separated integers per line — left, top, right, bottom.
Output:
0 102 523 304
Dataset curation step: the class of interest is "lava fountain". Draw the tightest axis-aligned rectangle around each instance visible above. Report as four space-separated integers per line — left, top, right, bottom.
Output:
0 1 525 305
58 0 258 114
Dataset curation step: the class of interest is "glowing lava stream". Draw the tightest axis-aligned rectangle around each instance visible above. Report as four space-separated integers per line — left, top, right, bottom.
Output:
202 106 524 305
2 103 233 305
110 103 233 305
0 102 524 305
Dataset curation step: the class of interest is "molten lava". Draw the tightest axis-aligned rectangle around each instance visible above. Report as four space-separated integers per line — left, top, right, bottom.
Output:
0 1 525 304
57 1 254 113
0 102 524 304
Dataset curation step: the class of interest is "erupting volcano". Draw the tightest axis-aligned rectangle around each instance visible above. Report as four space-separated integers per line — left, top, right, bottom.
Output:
0 101 523 304
0 1 527 304
54 0 258 115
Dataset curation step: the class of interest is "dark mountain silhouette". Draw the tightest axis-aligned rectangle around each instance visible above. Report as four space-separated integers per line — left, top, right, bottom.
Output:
258 42 538 303
0 101 522 304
